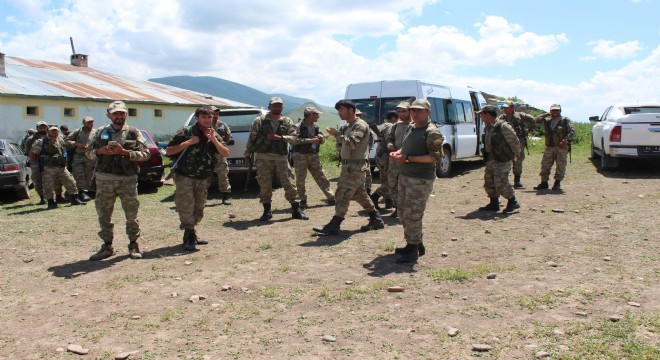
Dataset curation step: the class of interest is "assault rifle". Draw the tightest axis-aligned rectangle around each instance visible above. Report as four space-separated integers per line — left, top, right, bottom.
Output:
244 152 254 191
164 146 188 181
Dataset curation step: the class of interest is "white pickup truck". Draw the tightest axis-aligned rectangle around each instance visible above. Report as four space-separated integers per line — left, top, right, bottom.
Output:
590 103 660 170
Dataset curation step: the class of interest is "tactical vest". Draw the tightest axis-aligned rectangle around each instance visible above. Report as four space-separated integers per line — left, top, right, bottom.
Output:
251 115 290 155
501 113 526 138
94 125 140 176
292 122 320 154
491 122 514 162
173 126 219 179
544 117 569 147
43 138 67 167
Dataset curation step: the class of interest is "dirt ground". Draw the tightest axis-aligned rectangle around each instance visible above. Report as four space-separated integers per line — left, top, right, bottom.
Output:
0 151 658 359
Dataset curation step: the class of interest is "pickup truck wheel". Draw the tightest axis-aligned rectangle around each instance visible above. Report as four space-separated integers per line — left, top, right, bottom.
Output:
436 148 452 178
600 141 619 170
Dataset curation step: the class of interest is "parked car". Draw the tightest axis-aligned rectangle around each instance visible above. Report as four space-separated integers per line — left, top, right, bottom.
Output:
0 139 32 199
138 130 165 185
590 103 660 170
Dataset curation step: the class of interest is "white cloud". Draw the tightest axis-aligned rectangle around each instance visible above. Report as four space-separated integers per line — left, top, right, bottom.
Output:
588 39 643 59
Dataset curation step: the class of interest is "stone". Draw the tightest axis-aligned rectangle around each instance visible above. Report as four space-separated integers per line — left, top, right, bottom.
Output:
131 315 141 320
56 347 65 352
228 213 236 219
553 328 565 336
451 237 458 241
441 252 448 257
485 229 491 234
575 311 588 317
472 344 492 352
211 303 221 308
536 350 551 358
322 335 337 342
387 286 404 292
628 301 641 307
189 295 200 303
115 350 139 359
345 280 354 285
558 345 570 351
171 292 178 297
71 293 79 297
609 315 621 322
547 261 558 267
450 210 455 214
67 344 89 355
486 273 497 279
221 285 231 291
447 327 459 337
184 261 193 265
552 209 565 213
198 294 208 300
603 256 611 262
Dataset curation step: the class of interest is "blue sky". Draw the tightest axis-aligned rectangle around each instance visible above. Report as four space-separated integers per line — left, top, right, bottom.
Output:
1 0 658 121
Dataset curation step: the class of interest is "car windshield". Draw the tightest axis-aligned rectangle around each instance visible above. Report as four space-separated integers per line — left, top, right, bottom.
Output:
139 131 155 146
219 110 263 132
624 106 660 115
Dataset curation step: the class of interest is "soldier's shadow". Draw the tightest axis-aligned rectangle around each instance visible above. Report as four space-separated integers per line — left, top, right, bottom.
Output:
363 254 418 277
48 255 130 279
459 210 504 221
222 213 304 231
299 230 363 247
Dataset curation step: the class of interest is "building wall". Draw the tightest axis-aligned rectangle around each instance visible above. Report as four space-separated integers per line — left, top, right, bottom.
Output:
0 96 199 142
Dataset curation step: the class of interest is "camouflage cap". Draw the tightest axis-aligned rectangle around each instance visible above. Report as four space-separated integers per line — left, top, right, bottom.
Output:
409 99 431 110
107 100 128 113
355 109 363 115
48 126 59 131
549 104 562 111
396 101 410 109
60 125 69 131
304 106 322 116
36 121 48 127
210 105 220 112
27 128 36 134
502 101 515 108
269 97 283 105
477 105 499 114
83 116 94 122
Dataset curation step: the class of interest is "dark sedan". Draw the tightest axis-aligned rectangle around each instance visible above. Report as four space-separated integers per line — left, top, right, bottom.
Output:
138 130 165 186
0 139 32 199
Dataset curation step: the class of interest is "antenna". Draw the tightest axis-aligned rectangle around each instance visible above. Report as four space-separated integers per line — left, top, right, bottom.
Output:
70 37 76 55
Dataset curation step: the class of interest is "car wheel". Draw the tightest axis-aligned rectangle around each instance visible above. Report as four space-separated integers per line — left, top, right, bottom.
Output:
16 181 30 200
436 147 452 178
600 141 619 170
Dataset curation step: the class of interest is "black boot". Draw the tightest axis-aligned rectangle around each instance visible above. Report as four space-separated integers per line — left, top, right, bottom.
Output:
56 194 66 203
369 193 381 211
192 229 208 245
384 198 393 209
396 243 420 263
513 175 523 188
534 181 549 190
78 191 92 202
70 194 85 206
38 196 46 205
221 192 232 205
47 199 58 209
260 203 273 221
502 196 521 213
183 229 197 251
292 202 309 220
551 180 562 191
313 216 344 235
395 242 426 257
300 199 308 209
360 211 385 232
478 197 500 211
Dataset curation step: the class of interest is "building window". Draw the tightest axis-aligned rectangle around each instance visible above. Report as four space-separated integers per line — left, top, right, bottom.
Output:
26 106 39 116
128 108 137 117
154 109 163 117
64 108 75 117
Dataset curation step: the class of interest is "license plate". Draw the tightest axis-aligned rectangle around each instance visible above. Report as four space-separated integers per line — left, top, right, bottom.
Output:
639 146 660 154
228 158 245 166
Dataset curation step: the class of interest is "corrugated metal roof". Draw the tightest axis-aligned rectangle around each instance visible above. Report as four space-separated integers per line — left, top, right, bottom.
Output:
0 56 254 108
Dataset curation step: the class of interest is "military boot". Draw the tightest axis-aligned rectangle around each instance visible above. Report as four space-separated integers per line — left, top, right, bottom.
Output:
291 202 309 220
260 203 273 221
502 196 521 213
369 193 381 211
534 181 549 190
70 194 85 206
300 199 308 209
551 180 562 191
128 242 143 259
513 175 523 188
312 216 344 235
395 242 426 257
183 229 197 251
56 194 66 203
78 191 92 202
221 192 232 205
192 229 208 245
47 199 58 209
89 243 115 261
360 211 385 232
384 198 394 209
38 196 46 205
478 197 500 211
396 243 420 264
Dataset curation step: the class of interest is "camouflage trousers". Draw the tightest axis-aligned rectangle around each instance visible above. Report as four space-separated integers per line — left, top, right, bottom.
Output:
513 138 526 177
95 176 141 244
365 167 372 192
539 146 569 182
292 152 334 202
398 174 434 244
71 154 96 191
334 164 375 218
387 161 401 207
484 160 514 199
373 154 390 198
30 164 44 198
43 166 78 200
255 158 300 204
175 175 210 229
212 154 231 193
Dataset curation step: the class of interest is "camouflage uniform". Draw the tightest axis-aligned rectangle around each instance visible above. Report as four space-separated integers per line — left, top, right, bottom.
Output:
26 132 46 199
31 136 79 200
67 127 96 192
498 111 534 177
373 122 394 199
386 121 411 208
483 119 522 200
538 116 575 182
212 122 232 194
364 131 374 192
291 120 334 204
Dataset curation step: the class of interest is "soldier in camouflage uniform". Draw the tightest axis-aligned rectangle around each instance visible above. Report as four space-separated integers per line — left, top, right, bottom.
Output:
389 99 444 263
30 126 86 209
210 106 233 204
20 129 36 154
244 97 308 221
291 106 335 209
386 101 412 218
167 106 230 251
86 100 151 261
355 109 373 194
313 100 384 235
533 104 575 191
498 101 535 188
477 105 522 214
370 110 398 210
25 122 48 204
66 116 96 200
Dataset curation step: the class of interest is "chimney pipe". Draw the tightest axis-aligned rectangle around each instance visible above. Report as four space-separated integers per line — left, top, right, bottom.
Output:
0 52 6 77
69 37 88 67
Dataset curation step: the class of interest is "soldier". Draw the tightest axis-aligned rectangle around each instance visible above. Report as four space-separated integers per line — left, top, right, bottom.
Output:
20 129 36 154
533 104 575 191
25 121 48 204
66 116 96 200
86 100 151 260
167 106 230 251
291 106 335 209
389 99 444 263
370 110 398 210
477 105 522 214
498 101 535 188
386 101 412 218
29 126 86 209
243 97 308 221
355 109 373 194
60 124 71 138
313 99 384 235
210 106 233 205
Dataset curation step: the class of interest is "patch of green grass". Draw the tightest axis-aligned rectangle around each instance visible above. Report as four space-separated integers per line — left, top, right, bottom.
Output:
428 263 516 282
381 240 396 252
258 242 272 250
260 284 279 298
